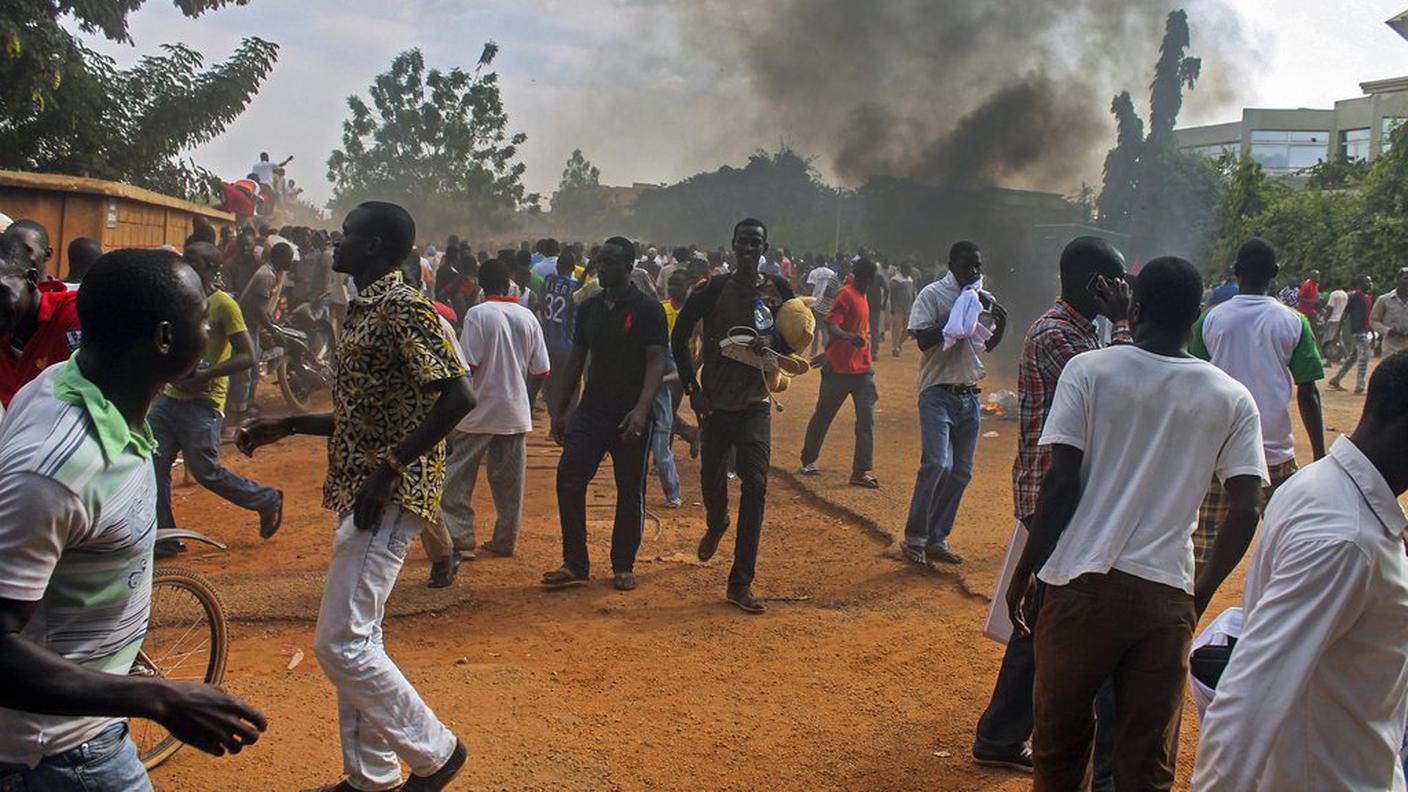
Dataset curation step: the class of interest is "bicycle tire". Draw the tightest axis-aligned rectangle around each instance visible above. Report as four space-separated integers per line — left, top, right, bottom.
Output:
134 566 230 770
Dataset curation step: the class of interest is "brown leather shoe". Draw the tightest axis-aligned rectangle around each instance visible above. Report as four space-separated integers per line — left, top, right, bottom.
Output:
727 587 766 614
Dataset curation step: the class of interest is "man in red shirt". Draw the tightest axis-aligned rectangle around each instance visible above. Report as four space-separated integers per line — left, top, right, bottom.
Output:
1297 269 1321 321
800 256 880 488
0 241 81 406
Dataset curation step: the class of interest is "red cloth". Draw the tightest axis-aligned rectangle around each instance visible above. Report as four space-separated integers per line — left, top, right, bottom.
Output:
432 300 457 325
1297 279 1320 318
222 180 259 216
0 283 81 405
823 282 871 373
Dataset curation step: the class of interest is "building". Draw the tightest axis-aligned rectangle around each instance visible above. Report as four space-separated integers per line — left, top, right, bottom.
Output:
1174 77 1408 181
0 170 235 279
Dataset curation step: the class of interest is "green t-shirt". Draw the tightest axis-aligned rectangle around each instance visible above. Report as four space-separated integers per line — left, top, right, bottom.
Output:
164 289 248 412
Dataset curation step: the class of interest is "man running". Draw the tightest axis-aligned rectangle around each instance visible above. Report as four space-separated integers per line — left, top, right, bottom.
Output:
800 256 880 488
672 219 795 614
543 237 666 593
239 202 473 792
0 249 265 790
1328 274 1375 393
151 242 282 554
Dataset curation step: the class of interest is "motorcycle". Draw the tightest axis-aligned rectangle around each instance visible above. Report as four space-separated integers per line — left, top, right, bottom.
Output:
261 319 334 413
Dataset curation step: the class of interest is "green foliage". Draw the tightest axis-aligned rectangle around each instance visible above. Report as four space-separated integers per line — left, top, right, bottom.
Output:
0 1 272 200
1211 124 1408 289
1097 91 1143 231
1304 156 1370 191
549 149 611 236
631 147 846 252
1147 10 1201 146
325 46 538 241
0 1 251 114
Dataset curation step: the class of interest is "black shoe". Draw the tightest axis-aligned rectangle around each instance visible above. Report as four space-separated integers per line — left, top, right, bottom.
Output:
927 545 964 565
299 781 384 792
697 527 726 562
972 745 1033 773
427 554 460 589
154 538 187 560
613 571 637 591
403 739 467 791
259 490 284 539
727 587 766 614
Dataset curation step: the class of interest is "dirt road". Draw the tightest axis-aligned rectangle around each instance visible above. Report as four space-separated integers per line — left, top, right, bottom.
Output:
150 341 1371 791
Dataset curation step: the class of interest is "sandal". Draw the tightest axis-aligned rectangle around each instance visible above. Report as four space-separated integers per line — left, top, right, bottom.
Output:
849 472 880 489
541 566 589 588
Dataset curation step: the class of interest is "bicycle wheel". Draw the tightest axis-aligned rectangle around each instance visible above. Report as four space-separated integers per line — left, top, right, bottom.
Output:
130 566 230 770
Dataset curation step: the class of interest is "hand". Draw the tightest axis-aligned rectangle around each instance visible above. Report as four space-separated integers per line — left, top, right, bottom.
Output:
689 389 712 421
849 333 866 348
353 462 397 531
152 680 267 757
235 417 291 457
1005 573 1036 639
619 407 651 443
549 414 567 446
1091 275 1131 323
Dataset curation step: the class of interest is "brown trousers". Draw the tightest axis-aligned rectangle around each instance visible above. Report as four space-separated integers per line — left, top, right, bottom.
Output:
1033 570 1195 792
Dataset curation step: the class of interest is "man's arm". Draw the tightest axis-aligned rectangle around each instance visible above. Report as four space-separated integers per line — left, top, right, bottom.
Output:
1193 474 1262 615
984 299 1009 351
550 344 588 443
671 287 710 395
1370 295 1391 337
1296 383 1326 460
1191 539 1372 791
620 346 666 440
1006 443 1085 637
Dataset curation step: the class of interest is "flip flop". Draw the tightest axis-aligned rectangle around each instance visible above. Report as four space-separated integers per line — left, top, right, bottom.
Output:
541 567 588 588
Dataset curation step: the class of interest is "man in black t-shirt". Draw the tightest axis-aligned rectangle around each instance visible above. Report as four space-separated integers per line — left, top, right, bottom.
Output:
672 218 795 614
543 236 668 592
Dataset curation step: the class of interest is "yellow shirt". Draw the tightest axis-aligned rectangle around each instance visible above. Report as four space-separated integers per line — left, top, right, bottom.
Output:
164 290 246 413
661 298 683 335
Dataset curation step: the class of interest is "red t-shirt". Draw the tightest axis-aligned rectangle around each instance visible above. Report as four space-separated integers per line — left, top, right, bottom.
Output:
824 282 871 374
0 282 82 405
1297 279 1320 318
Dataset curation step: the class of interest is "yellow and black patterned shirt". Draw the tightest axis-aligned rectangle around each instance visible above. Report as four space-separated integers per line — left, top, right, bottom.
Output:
322 270 466 522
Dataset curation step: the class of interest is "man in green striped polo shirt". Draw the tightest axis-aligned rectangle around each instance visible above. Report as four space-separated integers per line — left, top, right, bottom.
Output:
0 249 265 790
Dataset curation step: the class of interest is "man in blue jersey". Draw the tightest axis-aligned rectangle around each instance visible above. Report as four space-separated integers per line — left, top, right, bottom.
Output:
542 252 580 416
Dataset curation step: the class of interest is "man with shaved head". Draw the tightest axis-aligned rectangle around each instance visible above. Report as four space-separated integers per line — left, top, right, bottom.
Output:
239 201 474 792
64 237 102 287
0 220 53 281
149 242 281 558
0 233 80 406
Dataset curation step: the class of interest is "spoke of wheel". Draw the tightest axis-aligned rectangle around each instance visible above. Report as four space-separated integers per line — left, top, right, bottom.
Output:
150 618 207 671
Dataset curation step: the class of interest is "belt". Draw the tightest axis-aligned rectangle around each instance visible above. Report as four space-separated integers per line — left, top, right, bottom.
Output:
932 383 981 395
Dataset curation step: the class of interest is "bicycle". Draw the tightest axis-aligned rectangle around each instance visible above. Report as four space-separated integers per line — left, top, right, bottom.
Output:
129 529 231 770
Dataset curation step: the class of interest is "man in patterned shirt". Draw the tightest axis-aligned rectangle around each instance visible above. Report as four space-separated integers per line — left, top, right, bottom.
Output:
0 249 265 790
240 202 474 792
972 236 1130 782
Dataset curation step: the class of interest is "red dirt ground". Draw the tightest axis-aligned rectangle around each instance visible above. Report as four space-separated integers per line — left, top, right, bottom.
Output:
148 344 1375 791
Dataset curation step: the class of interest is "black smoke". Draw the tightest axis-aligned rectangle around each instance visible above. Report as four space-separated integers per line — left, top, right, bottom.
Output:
678 0 1252 190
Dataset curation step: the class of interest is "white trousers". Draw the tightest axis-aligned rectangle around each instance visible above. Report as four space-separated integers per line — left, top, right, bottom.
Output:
313 505 457 790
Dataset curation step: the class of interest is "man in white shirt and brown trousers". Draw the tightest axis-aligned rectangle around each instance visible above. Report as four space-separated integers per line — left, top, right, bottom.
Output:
1193 350 1408 791
1005 257 1267 791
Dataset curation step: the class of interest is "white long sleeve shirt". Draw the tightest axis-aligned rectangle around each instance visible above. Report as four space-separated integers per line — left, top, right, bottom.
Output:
1193 436 1408 791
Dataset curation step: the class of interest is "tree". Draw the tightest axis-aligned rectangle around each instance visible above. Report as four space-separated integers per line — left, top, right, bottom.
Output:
549 149 612 235
326 45 538 240
0 2 275 200
1096 9 1220 264
0 1 252 115
1211 153 1284 267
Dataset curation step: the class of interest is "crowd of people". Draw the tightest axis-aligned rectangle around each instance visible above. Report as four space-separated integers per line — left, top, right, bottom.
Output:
0 198 1404 792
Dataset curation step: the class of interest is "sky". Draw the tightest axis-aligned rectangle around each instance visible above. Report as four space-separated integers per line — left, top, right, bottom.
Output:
81 0 1408 206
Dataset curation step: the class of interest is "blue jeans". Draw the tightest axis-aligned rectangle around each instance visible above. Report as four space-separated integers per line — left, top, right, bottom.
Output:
903 386 980 550
0 723 152 792
150 395 280 531
651 383 681 503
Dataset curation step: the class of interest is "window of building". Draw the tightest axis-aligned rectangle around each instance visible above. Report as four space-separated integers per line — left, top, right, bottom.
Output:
1383 117 1407 152
1182 142 1239 160
1341 128 1371 161
1249 130 1329 174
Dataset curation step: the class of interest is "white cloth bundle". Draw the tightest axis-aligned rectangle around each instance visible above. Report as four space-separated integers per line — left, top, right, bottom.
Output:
941 273 993 351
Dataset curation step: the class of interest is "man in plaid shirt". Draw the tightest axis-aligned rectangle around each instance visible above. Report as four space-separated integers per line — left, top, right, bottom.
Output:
972 236 1131 782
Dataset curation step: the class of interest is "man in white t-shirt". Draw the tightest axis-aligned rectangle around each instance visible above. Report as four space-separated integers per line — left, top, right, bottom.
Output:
249 151 292 186
440 258 549 565
1321 283 1349 356
1190 237 1325 564
1005 256 1267 791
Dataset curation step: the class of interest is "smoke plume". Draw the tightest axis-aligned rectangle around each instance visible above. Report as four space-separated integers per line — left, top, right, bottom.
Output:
676 0 1253 190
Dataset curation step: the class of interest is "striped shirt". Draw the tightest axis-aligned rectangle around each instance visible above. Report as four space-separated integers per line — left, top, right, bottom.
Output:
0 360 157 765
